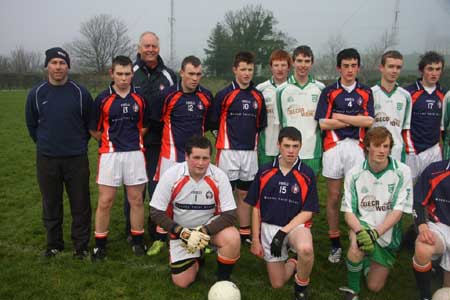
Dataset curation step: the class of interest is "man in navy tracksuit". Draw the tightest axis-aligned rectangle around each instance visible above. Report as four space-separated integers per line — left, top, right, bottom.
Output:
25 47 92 259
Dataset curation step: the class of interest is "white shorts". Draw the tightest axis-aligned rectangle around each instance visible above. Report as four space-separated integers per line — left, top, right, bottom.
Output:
322 138 365 179
428 221 450 272
217 149 258 182
154 157 179 181
169 239 201 264
406 143 442 182
97 151 148 187
260 222 307 262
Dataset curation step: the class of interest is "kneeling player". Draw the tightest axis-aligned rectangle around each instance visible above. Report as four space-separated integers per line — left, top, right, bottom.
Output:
412 159 450 300
339 127 413 299
149 136 240 288
245 127 319 300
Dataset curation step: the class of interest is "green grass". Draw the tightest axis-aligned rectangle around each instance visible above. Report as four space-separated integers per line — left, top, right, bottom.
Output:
0 90 420 300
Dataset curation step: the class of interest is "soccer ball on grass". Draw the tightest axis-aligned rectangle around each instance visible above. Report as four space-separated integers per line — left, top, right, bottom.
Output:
208 281 241 300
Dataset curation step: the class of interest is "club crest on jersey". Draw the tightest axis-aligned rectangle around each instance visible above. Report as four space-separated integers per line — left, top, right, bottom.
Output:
253 101 258 109
356 97 363 106
159 84 165 90
396 102 403 111
197 102 204 110
291 183 300 194
438 101 442 109
287 96 294 103
133 103 139 112
206 191 213 199
361 186 369 194
311 94 319 103
388 183 395 193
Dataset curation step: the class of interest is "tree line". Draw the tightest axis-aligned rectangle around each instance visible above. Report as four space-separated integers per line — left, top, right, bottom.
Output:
0 5 446 84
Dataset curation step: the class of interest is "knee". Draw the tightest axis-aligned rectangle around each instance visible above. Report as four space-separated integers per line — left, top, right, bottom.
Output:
297 244 314 260
367 280 384 293
172 276 195 288
128 197 144 208
270 280 284 289
97 200 112 211
414 241 433 262
219 227 241 248
347 246 364 262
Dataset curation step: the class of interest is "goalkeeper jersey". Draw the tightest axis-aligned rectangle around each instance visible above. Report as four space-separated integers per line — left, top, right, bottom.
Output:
256 78 286 157
277 75 325 159
150 162 236 229
341 158 413 249
371 83 412 161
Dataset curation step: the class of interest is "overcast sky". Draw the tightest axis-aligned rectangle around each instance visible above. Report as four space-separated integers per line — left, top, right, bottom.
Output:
1 0 450 62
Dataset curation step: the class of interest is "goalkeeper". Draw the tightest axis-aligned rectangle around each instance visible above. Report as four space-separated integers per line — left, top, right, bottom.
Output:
339 127 413 300
149 136 240 288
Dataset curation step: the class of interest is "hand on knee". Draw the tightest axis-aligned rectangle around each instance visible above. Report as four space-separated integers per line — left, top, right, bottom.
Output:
367 280 384 293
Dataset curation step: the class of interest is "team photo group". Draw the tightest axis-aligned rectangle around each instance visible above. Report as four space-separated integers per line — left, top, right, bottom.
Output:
25 31 450 300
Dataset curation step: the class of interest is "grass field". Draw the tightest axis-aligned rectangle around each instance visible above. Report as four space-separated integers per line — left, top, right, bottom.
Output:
0 89 422 300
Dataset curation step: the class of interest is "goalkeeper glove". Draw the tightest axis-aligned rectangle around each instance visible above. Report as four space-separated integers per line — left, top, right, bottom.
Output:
270 230 287 257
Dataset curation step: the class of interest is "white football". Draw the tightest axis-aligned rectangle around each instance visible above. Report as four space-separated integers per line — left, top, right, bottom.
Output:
433 287 450 300
208 281 241 300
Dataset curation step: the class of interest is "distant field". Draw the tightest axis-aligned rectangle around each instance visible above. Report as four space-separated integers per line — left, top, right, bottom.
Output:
0 89 422 299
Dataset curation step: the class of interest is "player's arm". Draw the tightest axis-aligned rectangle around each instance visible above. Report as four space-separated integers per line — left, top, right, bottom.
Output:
250 207 264 258
332 113 374 128
203 210 237 235
318 118 350 130
88 94 103 141
344 212 364 233
89 130 101 141
413 167 436 245
25 90 38 142
342 171 363 233
375 210 403 235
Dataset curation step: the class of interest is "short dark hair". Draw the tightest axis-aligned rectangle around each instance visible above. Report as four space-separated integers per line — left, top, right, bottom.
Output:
293 45 314 63
381 50 403 66
112 55 133 71
363 127 394 155
185 135 212 156
278 126 302 143
181 55 201 70
337 48 360 67
233 51 255 68
418 51 445 72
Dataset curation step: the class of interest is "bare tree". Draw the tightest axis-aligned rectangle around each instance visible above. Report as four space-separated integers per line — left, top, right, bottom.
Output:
314 33 347 80
68 14 133 73
0 55 10 73
359 29 397 81
8 46 42 73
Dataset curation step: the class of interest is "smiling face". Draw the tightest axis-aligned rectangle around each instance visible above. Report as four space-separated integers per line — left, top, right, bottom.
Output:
47 58 69 85
293 53 313 81
138 33 160 68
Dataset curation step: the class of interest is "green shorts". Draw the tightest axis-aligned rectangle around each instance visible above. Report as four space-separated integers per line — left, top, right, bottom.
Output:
302 157 322 176
367 243 397 268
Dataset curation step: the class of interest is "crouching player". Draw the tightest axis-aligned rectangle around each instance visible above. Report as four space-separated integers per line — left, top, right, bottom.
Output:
412 159 450 300
245 127 319 300
339 127 413 299
149 136 240 288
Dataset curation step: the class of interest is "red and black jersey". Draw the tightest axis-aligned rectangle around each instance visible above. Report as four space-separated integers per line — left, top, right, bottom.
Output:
90 84 148 153
404 80 446 154
414 159 450 226
244 158 319 227
314 80 374 151
210 81 267 150
150 83 212 179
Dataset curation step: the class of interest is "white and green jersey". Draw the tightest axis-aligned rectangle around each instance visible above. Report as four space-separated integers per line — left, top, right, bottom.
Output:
371 83 412 161
341 158 413 249
277 75 324 159
256 78 287 157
